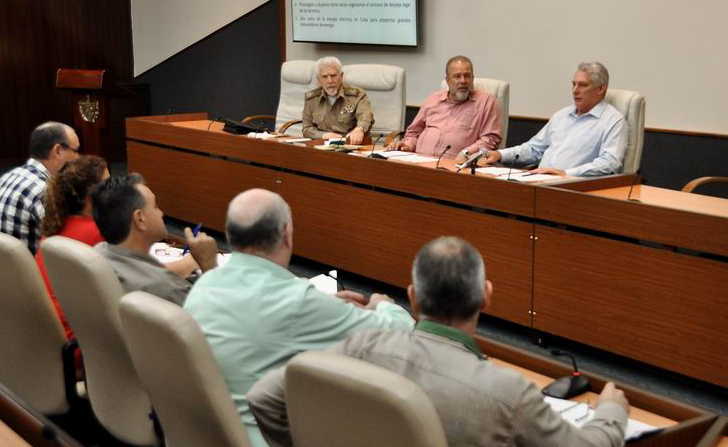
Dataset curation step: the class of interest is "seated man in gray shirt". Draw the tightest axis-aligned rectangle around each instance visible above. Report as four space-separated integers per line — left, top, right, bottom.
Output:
248 236 630 447
91 174 218 305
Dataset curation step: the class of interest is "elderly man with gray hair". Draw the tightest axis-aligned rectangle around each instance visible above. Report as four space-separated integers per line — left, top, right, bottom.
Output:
483 62 627 176
183 188 413 447
248 236 630 447
301 56 374 144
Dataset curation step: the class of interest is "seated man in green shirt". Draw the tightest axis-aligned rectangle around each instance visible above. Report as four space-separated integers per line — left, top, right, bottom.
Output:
183 188 414 447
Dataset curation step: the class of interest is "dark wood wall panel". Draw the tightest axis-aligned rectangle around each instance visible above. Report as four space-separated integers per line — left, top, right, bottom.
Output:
0 0 133 169
533 225 728 387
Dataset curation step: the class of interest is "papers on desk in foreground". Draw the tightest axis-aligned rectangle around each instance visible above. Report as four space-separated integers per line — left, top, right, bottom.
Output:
149 242 231 268
351 150 437 163
476 166 561 182
544 396 660 441
309 270 339 295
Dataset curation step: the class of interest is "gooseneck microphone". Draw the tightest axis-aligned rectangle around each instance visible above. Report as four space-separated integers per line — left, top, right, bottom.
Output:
506 154 520 181
541 350 591 399
626 170 642 202
368 133 387 158
435 145 453 170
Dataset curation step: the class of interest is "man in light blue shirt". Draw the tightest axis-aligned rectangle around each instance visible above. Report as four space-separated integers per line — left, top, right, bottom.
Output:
184 188 414 447
483 62 627 177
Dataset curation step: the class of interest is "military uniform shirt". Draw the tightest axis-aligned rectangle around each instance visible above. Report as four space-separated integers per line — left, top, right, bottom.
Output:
301 84 374 139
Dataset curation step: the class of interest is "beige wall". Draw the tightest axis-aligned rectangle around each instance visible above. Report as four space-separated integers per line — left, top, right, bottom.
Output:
286 0 728 134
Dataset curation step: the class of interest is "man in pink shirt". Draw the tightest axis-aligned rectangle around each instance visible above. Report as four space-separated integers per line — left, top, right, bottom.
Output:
391 56 502 160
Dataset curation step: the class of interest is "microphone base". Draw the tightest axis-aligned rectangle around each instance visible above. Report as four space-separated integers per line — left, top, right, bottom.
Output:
542 375 591 399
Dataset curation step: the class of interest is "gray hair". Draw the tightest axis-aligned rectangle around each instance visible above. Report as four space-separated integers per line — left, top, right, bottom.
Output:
412 236 486 321
225 189 291 254
577 61 609 88
445 55 474 77
315 56 343 75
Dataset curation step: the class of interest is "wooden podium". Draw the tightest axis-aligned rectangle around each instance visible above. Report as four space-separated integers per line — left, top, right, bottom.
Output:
56 68 148 163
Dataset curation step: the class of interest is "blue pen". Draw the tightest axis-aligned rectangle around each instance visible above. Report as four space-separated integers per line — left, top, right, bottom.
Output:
181 223 203 255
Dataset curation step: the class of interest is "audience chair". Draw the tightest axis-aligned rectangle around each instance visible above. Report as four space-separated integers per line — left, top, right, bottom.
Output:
119 291 251 447
241 60 317 135
433 77 510 149
41 236 159 446
605 88 646 174
682 176 728 195
0 233 77 416
285 351 448 447
342 63 406 140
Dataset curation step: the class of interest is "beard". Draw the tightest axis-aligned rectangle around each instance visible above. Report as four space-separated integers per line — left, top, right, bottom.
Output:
451 88 471 102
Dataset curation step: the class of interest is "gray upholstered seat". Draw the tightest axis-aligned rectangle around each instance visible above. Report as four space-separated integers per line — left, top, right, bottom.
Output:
120 291 251 447
605 88 646 174
285 350 448 447
41 236 158 446
0 233 72 415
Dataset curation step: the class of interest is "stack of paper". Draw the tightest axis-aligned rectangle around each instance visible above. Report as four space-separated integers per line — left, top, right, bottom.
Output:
544 396 659 441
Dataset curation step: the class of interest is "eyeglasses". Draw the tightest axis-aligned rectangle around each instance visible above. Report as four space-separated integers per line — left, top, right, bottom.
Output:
60 142 81 153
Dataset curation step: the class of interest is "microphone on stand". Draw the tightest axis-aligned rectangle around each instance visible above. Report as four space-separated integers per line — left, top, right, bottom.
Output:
368 133 387 159
435 145 453 170
542 350 591 399
455 149 487 174
506 154 520 181
626 170 642 202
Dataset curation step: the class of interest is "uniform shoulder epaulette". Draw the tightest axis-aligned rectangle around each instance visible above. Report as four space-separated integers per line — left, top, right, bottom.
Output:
305 87 322 100
343 86 363 96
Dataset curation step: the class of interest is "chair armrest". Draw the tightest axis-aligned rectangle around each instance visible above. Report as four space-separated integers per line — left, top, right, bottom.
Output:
278 119 303 134
681 176 728 193
241 114 275 124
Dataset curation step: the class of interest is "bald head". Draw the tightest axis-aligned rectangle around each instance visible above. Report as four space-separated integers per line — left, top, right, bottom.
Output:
226 189 291 253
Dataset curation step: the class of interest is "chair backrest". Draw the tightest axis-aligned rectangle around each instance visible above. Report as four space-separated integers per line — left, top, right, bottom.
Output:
605 88 646 174
285 351 448 447
275 60 318 135
343 64 406 137
119 291 251 447
0 233 68 415
440 77 510 148
41 236 157 446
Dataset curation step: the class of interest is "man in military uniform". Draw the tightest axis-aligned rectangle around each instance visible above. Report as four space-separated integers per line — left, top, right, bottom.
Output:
302 57 374 145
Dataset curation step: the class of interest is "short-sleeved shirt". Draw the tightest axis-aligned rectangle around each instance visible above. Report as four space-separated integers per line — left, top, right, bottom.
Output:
184 252 414 446
302 84 374 139
95 242 190 305
0 158 50 253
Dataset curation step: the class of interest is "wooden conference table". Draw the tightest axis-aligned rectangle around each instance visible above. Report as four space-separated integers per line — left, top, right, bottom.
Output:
126 113 728 390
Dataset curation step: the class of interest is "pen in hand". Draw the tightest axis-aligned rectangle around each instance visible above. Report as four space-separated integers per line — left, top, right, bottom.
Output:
181 223 203 255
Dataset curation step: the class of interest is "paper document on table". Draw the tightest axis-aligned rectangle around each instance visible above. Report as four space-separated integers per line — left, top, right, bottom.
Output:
505 171 562 182
150 242 232 268
150 242 184 263
309 271 338 295
373 150 413 158
248 132 276 139
476 166 525 176
544 396 659 441
396 154 437 163
279 137 311 144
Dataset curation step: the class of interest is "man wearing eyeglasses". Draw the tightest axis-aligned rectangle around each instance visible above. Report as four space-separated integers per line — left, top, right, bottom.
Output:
0 121 80 253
